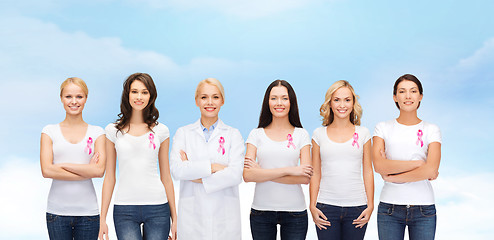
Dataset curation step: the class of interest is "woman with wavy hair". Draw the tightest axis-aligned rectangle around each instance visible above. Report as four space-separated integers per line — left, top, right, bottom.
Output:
99 73 177 240
40 77 106 240
309 80 374 240
244 80 312 240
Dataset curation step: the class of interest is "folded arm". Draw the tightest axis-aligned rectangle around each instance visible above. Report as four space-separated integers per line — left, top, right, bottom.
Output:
382 142 441 183
40 133 86 181
243 143 312 183
202 130 245 193
372 136 424 175
169 128 212 180
59 135 106 178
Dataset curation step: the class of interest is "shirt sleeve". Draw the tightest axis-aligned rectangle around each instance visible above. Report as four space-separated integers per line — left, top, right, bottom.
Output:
373 122 385 139
361 126 371 144
427 123 442 144
299 128 312 148
202 128 245 194
156 123 170 143
245 129 259 147
105 123 117 143
41 125 53 139
94 126 106 138
169 127 212 181
312 128 321 146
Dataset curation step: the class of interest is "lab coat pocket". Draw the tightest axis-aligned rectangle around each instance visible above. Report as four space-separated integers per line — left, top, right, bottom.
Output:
215 195 241 239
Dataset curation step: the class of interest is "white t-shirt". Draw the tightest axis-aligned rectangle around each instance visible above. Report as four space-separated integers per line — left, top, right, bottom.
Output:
312 125 371 207
42 124 105 216
246 127 311 211
374 120 441 205
105 122 170 205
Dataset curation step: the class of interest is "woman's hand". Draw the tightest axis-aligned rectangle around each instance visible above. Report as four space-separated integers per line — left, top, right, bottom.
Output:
98 221 109 240
179 150 188 161
168 219 177 240
90 152 100 164
288 165 313 178
310 205 331 230
244 157 260 169
353 206 373 228
211 163 226 173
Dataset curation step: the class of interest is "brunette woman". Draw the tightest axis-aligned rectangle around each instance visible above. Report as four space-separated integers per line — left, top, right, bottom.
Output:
98 73 177 240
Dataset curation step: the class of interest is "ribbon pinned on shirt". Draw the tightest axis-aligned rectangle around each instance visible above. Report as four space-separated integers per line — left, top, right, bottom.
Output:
149 133 156 150
416 130 424 147
287 134 296 149
218 137 225 155
85 137 93 155
352 133 359 149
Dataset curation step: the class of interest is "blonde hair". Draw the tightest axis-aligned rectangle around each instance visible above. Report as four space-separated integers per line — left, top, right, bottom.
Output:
195 78 225 101
320 80 362 126
60 77 88 97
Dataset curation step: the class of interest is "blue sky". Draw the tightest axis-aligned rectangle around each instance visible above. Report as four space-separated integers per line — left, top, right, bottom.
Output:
1 0 493 239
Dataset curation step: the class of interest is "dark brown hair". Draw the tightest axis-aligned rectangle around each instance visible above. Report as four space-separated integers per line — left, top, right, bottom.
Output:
393 74 423 109
258 80 302 128
115 73 159 133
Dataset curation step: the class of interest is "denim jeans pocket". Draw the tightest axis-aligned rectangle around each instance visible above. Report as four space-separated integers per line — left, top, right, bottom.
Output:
419 205 436 217
288 210 307 217
377 203 394 216
84 215 100 222
316 203 326 211
250 208 265 216
46 213 58 223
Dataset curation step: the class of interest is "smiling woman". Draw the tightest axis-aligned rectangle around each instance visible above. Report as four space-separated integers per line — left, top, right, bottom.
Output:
372 74 442 240
40 77 106 240
99 73 177 240
170 78 245 240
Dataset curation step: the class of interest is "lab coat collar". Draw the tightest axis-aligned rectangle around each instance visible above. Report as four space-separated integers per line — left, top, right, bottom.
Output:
192 118 228 138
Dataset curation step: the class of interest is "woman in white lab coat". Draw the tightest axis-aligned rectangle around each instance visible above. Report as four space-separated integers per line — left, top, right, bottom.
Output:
170 78 245 240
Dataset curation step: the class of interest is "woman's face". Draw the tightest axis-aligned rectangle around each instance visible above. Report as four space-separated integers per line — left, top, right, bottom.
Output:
195 83 224 119
393 80 423 111
61 83 87 116
129 80 150 111
269 86 290 119
330 87 353 121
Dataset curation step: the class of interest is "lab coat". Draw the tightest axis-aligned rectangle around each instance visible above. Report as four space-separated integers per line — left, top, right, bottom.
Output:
170 119 245 240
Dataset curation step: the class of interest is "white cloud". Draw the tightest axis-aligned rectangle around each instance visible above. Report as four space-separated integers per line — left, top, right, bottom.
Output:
128 0 321 19
455 38 494 74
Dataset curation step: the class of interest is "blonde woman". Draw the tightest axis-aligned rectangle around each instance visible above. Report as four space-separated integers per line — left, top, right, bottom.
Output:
170 78 244 240
40 77 106 240
309 80 374 240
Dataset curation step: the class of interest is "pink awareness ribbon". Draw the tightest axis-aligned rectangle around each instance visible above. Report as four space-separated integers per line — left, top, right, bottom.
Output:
416 130 424 147
149 133 156 150
85 137 93 155
287 134 296 149
352 133 359 149
218 137 225 155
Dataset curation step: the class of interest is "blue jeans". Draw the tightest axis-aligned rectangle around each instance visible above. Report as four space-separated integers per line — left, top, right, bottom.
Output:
46 213 99 240
113 203 171 240
250 208 308 240
377 202 436 240
315 203 368 240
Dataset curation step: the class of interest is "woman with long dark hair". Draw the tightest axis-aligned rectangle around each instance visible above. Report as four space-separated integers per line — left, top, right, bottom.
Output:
98 73 177 240
373 74 441 240
244 80 312 240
